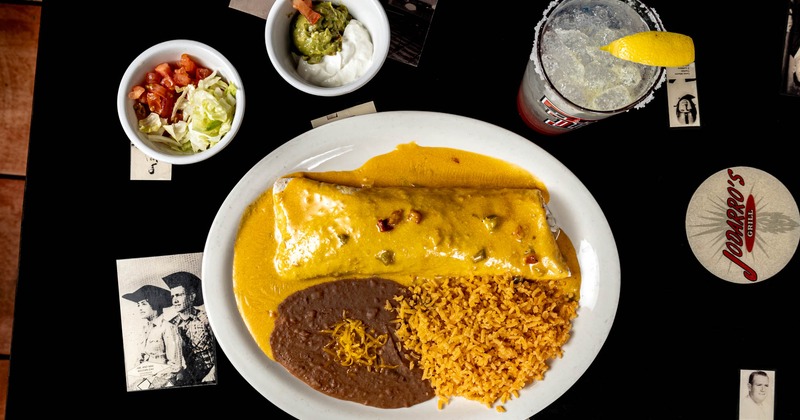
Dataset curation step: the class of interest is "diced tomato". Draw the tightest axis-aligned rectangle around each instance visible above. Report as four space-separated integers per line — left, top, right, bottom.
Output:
179 54 197 74
154 62 173 79
145 83 171 99
160 74 176 90
145 72 161 84
173 68 194 87
196 67 213 80
144 83 176 118
151 94 174 119
145 91 166 117
128 85 146 100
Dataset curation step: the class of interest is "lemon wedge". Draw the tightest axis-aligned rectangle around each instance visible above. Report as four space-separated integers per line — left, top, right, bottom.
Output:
600 31 695 67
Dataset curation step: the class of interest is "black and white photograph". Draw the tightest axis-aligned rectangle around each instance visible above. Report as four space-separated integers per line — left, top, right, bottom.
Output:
381 0 438 66
782 0 800 96
738 369 775 420
666 65 701 128
117 252 217 392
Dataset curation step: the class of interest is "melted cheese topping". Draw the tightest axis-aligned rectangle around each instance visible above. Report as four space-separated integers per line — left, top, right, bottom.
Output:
272 177 570 282
232 143 581 360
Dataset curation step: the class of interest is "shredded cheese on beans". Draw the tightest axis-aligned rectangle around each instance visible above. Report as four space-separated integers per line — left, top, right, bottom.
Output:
321 314 397 372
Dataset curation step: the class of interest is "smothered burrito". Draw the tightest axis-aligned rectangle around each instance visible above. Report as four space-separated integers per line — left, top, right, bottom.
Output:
272 176 570 282
233 144 582 412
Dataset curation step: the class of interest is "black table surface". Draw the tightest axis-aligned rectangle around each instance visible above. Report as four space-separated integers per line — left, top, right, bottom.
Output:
8 0 799 418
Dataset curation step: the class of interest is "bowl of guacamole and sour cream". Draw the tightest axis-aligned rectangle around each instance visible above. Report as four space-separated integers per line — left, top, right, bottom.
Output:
266 0 390 96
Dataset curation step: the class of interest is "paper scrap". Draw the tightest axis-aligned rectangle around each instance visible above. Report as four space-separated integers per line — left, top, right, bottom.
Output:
310 101 377 128
666 63 700 128
228 0 273 19
130 144 172 181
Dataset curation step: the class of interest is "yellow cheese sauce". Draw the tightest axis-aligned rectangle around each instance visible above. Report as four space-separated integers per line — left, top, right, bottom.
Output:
272 177 570 281
232 143 581 360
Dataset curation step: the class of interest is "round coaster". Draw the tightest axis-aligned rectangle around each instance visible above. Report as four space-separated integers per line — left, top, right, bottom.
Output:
685 166 800 284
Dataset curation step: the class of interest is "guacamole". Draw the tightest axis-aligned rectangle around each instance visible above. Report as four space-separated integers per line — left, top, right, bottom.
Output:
292 2 352 64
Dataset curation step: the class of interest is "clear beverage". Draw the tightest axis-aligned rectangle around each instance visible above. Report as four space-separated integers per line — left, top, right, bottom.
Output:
517 0 665 135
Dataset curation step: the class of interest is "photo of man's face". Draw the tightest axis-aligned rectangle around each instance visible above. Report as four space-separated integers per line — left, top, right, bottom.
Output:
749 373 769 404
171 285 192 311
677 98 692 113
673 94 696 125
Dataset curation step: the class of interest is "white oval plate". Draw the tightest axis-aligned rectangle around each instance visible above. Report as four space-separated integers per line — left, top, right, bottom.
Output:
202 111 620 420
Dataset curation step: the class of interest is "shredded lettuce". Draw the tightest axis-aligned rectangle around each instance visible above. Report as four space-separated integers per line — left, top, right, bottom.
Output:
138 70 238 154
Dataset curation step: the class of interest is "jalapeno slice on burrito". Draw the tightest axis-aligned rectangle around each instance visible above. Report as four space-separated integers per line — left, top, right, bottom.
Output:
272 176 570 282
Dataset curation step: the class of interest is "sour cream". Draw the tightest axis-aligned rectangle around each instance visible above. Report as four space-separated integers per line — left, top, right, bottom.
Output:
297 20 374 87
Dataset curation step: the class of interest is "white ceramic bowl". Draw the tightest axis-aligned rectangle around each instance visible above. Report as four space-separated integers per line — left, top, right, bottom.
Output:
265 0 390 96
117 39 245 165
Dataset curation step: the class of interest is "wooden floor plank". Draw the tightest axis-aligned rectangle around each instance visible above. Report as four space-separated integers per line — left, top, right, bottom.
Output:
0 359 8 420
0 179 24 356
0 3 40 176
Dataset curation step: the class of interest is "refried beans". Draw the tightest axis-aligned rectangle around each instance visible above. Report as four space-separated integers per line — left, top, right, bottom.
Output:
270 277 435 408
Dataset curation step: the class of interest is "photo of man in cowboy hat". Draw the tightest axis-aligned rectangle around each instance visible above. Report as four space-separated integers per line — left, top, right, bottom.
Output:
162 271 217 386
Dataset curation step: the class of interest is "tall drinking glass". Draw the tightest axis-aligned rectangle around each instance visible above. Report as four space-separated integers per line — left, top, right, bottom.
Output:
517 0 665 135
